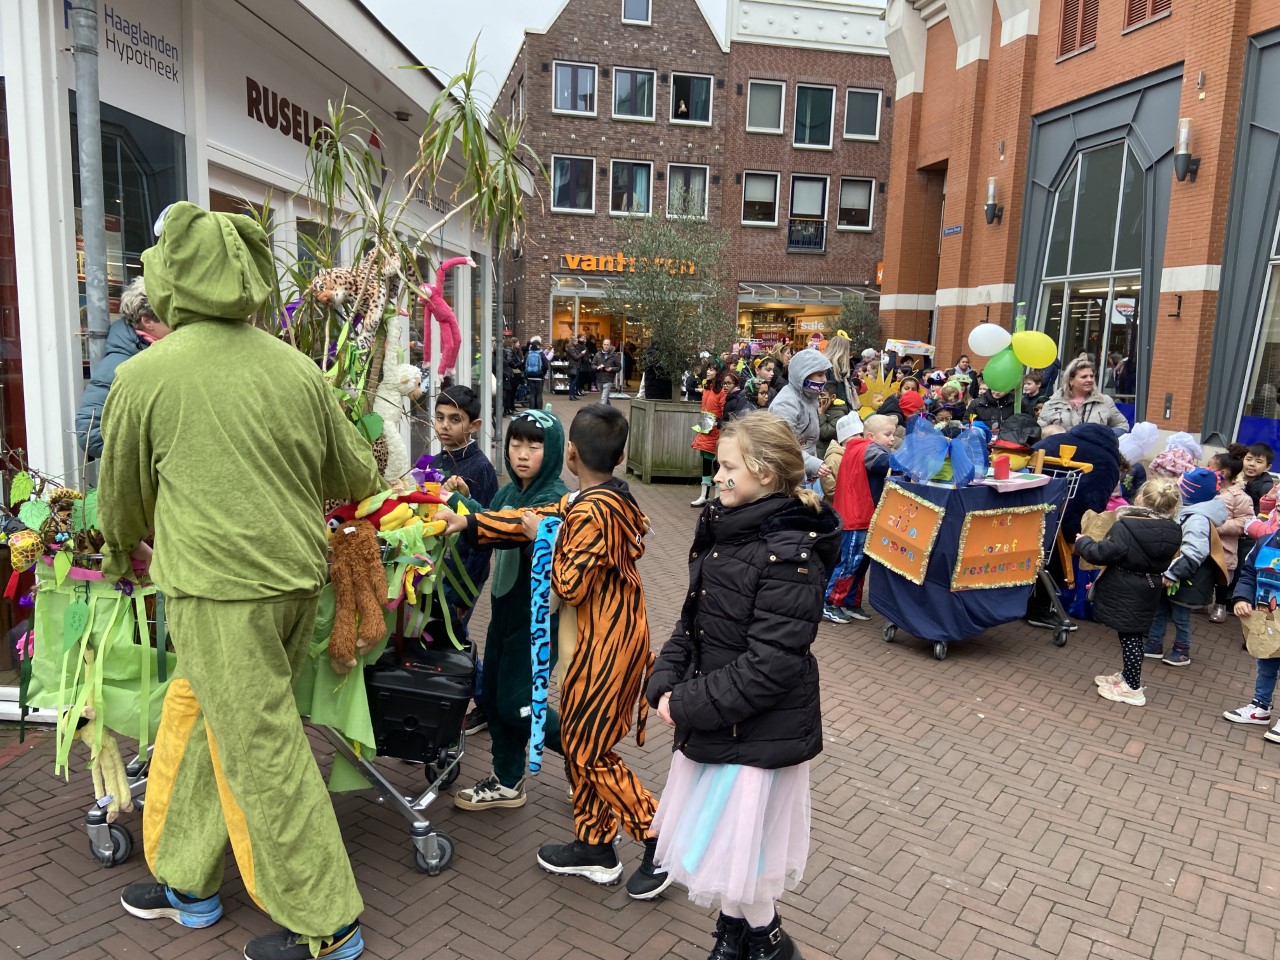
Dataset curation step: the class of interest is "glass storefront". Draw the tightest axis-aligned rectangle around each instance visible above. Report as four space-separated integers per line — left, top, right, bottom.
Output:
737 304 840 351
1240 220 1280 445
1037 141 1144 421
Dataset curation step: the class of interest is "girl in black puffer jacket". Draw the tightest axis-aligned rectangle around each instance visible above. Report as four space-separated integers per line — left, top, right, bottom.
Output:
1073 477 1182 707
647 411 841 960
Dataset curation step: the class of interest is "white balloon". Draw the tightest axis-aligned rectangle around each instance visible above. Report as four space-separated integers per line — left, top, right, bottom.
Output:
967 323 1012 357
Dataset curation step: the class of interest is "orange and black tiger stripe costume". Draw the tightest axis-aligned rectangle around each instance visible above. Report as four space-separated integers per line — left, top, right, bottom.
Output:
473 482 657 844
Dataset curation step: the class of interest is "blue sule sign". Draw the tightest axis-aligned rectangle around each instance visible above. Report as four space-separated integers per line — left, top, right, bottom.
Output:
942 225 963 237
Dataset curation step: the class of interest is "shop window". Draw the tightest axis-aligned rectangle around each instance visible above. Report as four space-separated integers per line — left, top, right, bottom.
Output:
1123 0 1172 30
613 68 656 121
746 80 784 134
553 62 597 115
793 85 835 149
1241 222 1280 426
297 219 339 271
671 73 712 125
667 164 708 218
837 177 874 230
1058 0 1099 58
742 172 780 226
551 156 595 213
610 160 652 215
622 0 650 24
843 89 882 141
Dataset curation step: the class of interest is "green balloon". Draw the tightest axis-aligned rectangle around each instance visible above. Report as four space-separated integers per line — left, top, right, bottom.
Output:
983 346 1022 393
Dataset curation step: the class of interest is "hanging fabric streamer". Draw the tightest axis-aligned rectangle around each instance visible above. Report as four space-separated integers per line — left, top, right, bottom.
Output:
527 516 562 775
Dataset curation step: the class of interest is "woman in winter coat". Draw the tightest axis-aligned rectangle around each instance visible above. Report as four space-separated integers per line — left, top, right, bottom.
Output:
1038 356 1130 432
1208 445 1256 622
648 411 841 960
1073 477 1183 707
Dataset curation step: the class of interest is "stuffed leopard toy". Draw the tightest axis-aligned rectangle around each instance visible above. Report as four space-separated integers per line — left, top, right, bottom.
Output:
309 246 402 354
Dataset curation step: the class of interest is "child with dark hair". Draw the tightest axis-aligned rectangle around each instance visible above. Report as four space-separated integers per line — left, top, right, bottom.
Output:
1208 445 1256 622
438 404 664 897
1243 443 1275 512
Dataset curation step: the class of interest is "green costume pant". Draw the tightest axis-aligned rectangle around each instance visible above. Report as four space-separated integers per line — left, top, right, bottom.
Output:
484 623 562 788
144 595 362 937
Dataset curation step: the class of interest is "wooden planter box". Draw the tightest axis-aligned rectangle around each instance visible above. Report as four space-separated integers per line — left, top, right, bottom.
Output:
626 399 702 484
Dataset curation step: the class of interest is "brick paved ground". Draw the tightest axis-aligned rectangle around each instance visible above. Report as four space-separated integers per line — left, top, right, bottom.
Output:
3 395 1280 960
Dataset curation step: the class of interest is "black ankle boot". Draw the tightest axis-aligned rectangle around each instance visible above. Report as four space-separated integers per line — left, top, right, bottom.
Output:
746 913 802 960
707 913 748 960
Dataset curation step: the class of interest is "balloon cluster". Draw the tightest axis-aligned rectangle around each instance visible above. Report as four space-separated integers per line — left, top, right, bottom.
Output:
966 324 1056 393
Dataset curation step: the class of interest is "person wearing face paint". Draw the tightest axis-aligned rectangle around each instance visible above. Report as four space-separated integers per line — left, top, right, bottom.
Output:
1037 356 1129 432
767 347 835 479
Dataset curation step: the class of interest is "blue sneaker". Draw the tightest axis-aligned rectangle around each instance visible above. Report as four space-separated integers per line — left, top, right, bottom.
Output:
1162 650 1191 667
244 922 364 960
120 882 223 928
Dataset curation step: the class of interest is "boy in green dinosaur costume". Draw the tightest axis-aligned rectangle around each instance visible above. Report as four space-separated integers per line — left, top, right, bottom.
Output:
98 202 384 960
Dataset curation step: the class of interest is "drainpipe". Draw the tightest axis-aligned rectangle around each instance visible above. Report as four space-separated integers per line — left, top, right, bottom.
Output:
493 255 505 457
70 0 109 373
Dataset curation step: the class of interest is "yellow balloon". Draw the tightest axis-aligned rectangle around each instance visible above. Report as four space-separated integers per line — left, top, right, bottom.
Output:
1011 330 1057 369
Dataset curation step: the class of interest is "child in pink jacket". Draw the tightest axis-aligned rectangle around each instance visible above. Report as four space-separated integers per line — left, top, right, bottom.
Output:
1212 446 1257 622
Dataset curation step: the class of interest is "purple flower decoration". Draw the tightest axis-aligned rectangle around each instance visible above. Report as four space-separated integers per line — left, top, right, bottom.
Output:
18 590 34 608
280 298 303 330
413 453 445 484
115 578 134 597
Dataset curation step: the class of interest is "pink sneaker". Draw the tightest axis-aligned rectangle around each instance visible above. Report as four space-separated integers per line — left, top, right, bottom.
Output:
1094 672 1123 687
1098 679 1146 706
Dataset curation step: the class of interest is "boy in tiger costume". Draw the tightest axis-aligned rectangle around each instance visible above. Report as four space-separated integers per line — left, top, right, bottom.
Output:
439 404 669 898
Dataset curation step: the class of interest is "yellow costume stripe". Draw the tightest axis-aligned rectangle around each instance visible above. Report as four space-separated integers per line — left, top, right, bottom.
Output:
143 678 201 872
205 722 263 911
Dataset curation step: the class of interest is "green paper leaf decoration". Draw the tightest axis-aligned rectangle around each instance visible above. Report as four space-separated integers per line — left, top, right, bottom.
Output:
62 599 90 653
53 549 73 587
17 499 51 531
356 413 384 443
71 488 99 532
9 471 33 507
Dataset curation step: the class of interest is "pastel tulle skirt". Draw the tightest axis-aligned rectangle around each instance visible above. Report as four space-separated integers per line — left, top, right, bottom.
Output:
651 750 811 907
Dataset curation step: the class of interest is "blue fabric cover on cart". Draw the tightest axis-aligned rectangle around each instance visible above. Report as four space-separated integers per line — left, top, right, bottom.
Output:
869 477 1068 644
1032 425 1121 540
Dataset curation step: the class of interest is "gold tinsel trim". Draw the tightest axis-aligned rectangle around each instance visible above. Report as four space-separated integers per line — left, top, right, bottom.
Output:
865 481 946 586
950 504 1052 592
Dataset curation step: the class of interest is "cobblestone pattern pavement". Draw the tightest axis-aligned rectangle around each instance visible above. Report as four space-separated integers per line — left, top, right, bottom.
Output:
3 396 1280 960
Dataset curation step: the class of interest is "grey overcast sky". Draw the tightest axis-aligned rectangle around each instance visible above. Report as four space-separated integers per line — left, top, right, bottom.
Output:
363 0 726 109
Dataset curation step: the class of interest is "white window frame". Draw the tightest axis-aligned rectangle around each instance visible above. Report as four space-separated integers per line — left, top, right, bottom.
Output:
612 67 657 122
670 72 714 126
741 170 781 227
621 0 651 25
609 158 654 217
836 176 875 231
549 154 597 214
745 79 785 134
843 88 882 141
793 83 836 150
666 163 710 219
552 60 598 117
517 77 525 119
789 174 829 221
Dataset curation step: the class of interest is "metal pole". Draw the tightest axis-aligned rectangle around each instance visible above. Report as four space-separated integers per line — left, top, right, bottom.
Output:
493 256 505 456
70 0 109 373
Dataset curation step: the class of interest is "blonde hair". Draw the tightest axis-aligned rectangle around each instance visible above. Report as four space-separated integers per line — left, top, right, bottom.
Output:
863 414 895 435
823 335 850 379
118 277 154 329
1136 477 1180 516
718 411 822 511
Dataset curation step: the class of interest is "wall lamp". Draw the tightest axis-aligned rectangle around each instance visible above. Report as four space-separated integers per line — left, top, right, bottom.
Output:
984 176 1004 225
1174 117 1200 182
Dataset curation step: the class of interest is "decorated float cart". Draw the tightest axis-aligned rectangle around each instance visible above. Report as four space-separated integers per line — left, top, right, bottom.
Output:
867 311 1092 659
8 73 535 875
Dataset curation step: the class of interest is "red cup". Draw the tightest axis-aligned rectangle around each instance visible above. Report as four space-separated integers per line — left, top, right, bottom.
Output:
993 455 1011 480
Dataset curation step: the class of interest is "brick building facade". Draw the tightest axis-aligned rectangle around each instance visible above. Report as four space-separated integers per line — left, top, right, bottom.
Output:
881 0 1280 444
498 0 892 384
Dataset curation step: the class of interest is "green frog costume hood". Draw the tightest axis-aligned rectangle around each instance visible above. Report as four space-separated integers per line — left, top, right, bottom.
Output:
488 409 568 596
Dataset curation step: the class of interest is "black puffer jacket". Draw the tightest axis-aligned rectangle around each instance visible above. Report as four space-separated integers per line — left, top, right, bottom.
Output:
968 391 1016 430
647 493 841 769
1073 507 1182 632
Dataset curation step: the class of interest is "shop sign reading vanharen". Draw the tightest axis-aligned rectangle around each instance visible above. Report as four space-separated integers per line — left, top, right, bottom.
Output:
561 253 696 275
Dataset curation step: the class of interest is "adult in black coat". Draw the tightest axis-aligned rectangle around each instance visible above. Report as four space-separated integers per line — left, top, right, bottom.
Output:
1074 506 1182 632
968 390 1016 431
647 492 841 769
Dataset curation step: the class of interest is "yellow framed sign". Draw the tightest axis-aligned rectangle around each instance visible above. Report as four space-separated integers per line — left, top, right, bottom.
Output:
866 482 945 585
950 505 1051 591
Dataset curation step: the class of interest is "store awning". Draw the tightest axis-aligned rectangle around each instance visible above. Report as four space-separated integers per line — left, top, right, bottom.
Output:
736 282 880 305
551 274 623 296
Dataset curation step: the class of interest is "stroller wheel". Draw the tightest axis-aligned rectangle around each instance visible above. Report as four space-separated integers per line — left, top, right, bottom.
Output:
90 822 133 866
882 624 897 643
413 831 455 876
933 641 948 661
428 759 460 789
1053 627 1070 647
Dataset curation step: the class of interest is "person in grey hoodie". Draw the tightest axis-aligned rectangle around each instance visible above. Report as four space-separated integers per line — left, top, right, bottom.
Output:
1145 468 1229 667
768 347 834 478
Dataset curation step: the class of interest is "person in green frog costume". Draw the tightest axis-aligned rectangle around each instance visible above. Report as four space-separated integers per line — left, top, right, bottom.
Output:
98 202 384 960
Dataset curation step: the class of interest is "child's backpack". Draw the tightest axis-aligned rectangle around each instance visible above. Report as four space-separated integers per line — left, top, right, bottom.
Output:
525 349 547 377
1253 531 1280 607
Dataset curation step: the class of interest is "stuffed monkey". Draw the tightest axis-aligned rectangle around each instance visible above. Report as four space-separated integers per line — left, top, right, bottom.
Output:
327 518 387 674
417 256 474 378
372 311 424 484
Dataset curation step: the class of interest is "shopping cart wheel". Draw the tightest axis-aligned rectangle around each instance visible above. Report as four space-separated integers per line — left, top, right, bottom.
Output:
932 641 948 661
883 624 897 643
427 761 460 789
89 822 133 867
412 831 455 876
1053 627 1070 648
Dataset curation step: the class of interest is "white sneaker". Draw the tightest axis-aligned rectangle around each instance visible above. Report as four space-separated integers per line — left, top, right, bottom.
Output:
1094 672 1123 687
690 484 710 507
1097 679 1146 706
1264 725 1280 744
455 775 526 810
1224 702 1273 725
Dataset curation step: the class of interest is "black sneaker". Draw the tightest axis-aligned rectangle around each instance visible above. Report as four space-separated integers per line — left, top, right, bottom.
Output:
120 883 223 928
625 837 673 900
845 607 872 622
536 838 623 885
244 923 363 960
463 708 488 735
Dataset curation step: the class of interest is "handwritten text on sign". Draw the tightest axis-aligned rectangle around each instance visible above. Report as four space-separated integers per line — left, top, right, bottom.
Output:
866 483 945 585
950 506 1050 591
